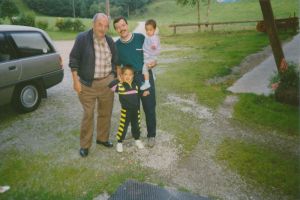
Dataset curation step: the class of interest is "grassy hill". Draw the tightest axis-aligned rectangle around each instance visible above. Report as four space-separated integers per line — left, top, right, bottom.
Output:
12 0 35 14
136 0 299 35
138 0 298 23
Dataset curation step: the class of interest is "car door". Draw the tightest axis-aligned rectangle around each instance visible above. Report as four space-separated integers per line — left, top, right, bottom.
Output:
0 32 22 87
9 31 59 81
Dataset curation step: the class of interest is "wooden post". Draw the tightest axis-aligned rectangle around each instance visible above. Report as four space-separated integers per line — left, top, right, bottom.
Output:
206 0 211 24
197 0 201 31
259 0 286 74
72 0 76 18
105 0 110 17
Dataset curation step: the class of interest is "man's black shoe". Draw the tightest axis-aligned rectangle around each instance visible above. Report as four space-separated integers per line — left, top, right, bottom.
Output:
96 140 113 148
79 148 88 157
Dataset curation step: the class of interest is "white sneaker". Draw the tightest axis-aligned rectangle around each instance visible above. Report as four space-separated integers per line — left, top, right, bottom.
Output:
147 137 155 148
140 82 151 90
0 186 10 193
116 143 123 153
135 140 144 149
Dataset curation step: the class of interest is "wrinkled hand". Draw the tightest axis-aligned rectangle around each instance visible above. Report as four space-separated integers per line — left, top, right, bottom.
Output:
142 91 150 96
73 80 82 94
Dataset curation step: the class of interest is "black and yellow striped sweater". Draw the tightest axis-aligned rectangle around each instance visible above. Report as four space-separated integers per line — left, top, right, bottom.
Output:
109 79 140 110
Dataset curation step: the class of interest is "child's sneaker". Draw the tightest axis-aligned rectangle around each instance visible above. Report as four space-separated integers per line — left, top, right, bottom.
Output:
135 140 144 149
147 137 155 148
116 142 123 153
140 82 151 90
0 186 10 193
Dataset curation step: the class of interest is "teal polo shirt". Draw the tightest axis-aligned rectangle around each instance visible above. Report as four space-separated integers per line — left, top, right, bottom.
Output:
115 33 145 72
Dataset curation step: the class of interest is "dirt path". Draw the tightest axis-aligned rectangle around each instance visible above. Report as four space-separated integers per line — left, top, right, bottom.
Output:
157 93 297 200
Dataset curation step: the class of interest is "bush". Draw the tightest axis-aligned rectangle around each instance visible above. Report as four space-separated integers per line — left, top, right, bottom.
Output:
55 18 65 30
11 13 35 27
73 19 85 32
272 63 300 106
36 20 48 30
55 18 73 31
55 18 85 32
63 18 74 31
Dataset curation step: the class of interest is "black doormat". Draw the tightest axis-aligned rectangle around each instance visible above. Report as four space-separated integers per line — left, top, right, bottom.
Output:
108 180 210 200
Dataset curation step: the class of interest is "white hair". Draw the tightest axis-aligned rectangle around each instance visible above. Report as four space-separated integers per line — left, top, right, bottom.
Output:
92 13 109 23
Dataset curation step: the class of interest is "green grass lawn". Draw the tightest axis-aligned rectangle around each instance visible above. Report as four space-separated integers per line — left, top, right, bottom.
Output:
216 139 300 199
0 149 149 199
234 94 299 136
137 0 299 35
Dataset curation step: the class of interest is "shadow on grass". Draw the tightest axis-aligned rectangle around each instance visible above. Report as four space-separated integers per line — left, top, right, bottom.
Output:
0 105 21 130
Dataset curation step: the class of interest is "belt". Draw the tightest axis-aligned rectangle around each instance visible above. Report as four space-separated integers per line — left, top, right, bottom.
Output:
94 74 110 81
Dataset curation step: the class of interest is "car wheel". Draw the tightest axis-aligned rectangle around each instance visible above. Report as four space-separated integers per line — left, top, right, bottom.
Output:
13 83 42 113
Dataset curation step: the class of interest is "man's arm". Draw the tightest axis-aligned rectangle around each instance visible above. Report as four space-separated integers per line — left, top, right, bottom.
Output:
71 70 81 94
69 35 82 94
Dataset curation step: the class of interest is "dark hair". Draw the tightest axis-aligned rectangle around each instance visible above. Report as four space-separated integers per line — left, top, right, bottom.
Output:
121 65 134 74
145 19 157 29
113 16 128 29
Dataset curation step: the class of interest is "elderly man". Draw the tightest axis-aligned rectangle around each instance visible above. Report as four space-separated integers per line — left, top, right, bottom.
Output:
69 13 118 157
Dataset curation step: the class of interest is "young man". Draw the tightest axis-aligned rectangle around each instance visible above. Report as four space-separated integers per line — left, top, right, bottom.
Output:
69 13 118 157
113 16 157 147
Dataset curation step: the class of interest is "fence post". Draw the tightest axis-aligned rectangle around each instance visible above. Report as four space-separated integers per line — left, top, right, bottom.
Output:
259 0 286 74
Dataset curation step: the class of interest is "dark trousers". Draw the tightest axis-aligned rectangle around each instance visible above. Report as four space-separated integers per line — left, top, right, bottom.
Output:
116 108 141 142
135 70 156 138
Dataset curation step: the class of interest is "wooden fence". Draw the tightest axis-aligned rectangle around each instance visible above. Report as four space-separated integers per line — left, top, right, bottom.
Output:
169 17 299 34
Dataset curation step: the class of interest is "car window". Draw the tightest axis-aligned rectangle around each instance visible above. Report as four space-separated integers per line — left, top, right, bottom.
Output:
10 32 53 58
0 33 14 63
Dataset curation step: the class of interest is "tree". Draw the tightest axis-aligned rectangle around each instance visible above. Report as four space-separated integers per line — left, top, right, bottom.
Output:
89 2 105 18
176 0 212 28
22 0 151 18
0 0 19 19
79 0 88 18
206 0 210 23
110 0 151 17
176 0 202 30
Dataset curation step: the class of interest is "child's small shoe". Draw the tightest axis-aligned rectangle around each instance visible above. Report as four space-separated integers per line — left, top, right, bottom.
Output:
116 143 123 153
0 186 10 193
147 137 155 148
135 140 144 149
140 82 151 90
